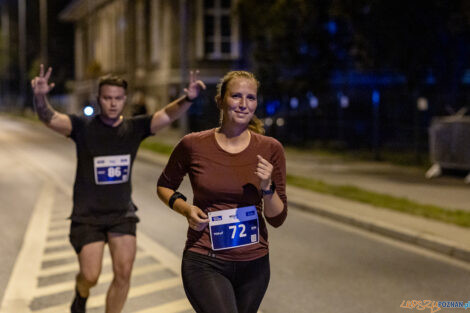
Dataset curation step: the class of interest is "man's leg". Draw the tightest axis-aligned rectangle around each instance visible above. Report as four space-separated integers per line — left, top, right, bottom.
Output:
71 241 105 313
69 222 107 313
76 241 106 297
105 233 136 313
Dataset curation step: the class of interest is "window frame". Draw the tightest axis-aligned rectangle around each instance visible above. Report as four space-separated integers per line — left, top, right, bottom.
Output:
196 0 240 60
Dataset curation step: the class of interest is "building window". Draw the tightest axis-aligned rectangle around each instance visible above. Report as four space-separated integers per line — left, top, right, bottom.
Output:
197 0 239 59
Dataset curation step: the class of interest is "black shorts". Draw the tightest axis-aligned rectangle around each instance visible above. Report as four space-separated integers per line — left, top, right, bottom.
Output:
69 220 137 254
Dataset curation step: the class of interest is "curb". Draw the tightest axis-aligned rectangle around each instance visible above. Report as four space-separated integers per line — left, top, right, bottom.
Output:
138 147 470 264
289 199 470 263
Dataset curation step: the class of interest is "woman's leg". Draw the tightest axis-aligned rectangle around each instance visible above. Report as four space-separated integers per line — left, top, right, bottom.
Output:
181 250 238 313
234 254 270 313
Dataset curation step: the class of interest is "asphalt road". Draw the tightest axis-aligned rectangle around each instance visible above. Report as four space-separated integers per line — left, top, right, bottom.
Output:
1 115 469 313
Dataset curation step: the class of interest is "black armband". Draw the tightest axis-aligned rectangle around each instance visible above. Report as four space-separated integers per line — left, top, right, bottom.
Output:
168 191 187 209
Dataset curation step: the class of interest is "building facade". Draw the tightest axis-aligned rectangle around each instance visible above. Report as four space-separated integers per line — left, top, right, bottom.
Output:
60 0 245 130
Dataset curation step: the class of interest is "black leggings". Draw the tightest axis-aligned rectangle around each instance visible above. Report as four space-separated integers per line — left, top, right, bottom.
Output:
181 250 270 313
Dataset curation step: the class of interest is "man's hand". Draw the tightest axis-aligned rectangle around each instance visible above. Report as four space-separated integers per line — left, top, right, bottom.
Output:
150 70 206 134
30 64 72 136
184 70 206 101
31 64 55 96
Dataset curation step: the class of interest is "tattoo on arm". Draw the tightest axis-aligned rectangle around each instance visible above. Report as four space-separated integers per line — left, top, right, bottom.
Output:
34 96 55 124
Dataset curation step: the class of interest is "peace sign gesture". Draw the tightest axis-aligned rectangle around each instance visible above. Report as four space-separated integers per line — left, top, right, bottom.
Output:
184 70 206 101
31 64 55 96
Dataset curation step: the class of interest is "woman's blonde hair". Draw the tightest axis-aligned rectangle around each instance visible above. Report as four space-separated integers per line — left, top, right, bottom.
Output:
216 71 265 134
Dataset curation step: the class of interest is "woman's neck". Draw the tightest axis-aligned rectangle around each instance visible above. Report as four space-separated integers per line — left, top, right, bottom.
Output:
215 125 251 153
218 123 248 138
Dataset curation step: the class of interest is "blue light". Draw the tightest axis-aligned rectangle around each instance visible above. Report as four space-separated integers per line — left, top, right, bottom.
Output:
309 96 319 108
425 71 436 85
265 100 280 116
340 96 349 108
84 106 94 116
337 92 349 108
307 92 319 108
327 21 337 35
290 97 299 109
372 90 380 105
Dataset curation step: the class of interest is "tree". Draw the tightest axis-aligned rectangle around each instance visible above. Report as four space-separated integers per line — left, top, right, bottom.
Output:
238 0 470 109
237 0 349 99
334 0 470 107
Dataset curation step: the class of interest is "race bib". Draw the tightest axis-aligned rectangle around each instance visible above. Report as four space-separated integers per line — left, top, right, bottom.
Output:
94 154 130 185
208 206 259 251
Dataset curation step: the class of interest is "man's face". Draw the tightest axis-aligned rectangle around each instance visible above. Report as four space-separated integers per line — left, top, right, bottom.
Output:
98 85 127 120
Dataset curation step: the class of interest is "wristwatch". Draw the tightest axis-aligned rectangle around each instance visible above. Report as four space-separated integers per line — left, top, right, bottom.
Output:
261 181 276 196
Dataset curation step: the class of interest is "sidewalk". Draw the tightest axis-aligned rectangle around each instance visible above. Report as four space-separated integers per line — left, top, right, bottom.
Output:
140 127 470 262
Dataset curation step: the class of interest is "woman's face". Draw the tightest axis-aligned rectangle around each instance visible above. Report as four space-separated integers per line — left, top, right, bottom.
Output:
219 77 258 127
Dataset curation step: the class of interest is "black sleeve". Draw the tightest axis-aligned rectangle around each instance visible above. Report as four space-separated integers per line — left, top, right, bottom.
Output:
131 115 153 140
67 114 84 141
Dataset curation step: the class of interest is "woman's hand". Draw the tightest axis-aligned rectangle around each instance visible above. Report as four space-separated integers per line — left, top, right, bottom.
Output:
185 205 209 231
255 154 274 191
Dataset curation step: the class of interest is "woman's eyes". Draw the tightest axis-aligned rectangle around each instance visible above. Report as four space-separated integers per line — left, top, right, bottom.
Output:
231 94 256 100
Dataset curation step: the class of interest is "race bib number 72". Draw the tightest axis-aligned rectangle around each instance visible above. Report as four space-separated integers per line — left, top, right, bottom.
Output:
208 206 259 251
94 154 130 185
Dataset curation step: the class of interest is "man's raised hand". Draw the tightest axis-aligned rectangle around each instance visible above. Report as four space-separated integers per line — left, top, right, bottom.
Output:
184 70 206 101
31 64 55 96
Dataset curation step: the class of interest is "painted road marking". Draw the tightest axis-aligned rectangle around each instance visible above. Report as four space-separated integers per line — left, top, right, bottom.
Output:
34 262 165 298
41 249 76 262
0 182 54 313
0 144 194 313
133 298 193 313
38 262 78 277
44 240 69 249
38 251 149 277
34 277 183 313
45 228 69 237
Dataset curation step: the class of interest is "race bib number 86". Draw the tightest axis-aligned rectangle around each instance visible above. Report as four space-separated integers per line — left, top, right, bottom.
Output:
208 206 259 251
94 154 130 185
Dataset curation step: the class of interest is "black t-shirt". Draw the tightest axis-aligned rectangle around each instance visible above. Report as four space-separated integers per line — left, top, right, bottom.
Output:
68 114 152 224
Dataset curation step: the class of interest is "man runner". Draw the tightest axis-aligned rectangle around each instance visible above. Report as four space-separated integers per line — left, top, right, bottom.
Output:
31 64 206 313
